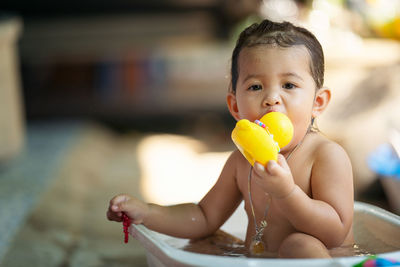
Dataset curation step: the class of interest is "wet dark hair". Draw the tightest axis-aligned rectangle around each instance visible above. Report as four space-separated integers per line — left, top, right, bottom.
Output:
230 19 324 93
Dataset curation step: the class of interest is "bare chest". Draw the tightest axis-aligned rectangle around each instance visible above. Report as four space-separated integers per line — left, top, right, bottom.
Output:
237 155 313 251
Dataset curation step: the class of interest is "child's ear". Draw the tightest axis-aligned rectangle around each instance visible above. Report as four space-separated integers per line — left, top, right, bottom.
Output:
312 87 331 118
227 92 241 121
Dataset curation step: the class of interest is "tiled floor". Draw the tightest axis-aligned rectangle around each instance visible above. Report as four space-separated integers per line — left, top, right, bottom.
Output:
1 123 149 267
0 122 84 263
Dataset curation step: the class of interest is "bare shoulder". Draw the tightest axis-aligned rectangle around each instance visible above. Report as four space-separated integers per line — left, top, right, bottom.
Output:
229 149 245 161
219 149 244 178
221 149 254 191
309 133 353 200
311 133 351 167
227 149 249 166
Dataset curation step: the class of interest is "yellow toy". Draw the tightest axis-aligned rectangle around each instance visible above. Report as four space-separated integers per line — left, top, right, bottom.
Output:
231 112 294 166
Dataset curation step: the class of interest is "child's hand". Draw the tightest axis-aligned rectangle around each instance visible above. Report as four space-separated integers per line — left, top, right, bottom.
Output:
253 154 295 199
106 194 149 225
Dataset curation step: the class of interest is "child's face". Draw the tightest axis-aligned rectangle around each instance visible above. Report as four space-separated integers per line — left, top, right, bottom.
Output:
229 45 318 143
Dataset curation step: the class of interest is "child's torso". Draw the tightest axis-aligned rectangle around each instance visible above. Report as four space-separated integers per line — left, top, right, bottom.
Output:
235 132 353 252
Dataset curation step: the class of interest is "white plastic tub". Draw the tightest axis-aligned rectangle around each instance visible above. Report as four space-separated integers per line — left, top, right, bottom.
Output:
131 202 400 267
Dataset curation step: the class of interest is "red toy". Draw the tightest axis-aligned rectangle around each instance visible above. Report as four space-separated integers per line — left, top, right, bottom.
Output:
122 213 131 243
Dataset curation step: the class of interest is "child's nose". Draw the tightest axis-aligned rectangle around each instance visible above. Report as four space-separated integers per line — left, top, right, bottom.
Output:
263 92 281 106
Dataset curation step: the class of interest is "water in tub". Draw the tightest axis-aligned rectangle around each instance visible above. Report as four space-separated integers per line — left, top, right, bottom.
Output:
157 202 374 258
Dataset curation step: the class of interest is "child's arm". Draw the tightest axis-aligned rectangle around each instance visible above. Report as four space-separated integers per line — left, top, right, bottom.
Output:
253 142 353 248
107 151 243 239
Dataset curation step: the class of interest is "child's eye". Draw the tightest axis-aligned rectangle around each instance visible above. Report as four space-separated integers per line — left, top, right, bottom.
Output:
248 84 263 91
283 83 296 89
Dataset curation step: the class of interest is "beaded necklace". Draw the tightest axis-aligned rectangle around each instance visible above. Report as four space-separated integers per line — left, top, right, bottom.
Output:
122 213 131 243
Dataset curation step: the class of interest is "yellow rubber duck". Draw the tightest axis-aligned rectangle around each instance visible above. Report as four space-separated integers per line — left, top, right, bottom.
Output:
231 112 294 166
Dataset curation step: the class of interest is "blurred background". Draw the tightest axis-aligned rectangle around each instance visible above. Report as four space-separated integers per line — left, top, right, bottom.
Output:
0 0 399 266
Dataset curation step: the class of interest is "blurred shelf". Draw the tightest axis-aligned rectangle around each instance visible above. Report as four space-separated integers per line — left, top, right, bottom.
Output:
19 13 217 60
18 13 233 120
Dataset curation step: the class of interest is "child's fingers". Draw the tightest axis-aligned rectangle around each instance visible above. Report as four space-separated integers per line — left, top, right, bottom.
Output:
117 200 130 213
266 160 279 176
106 210 123 222
254 160 279 177
107 194 132 222
109 194 130 207
253 155 295 198
266 154 290 176
277 154 290 170
109 195 131 213
254 162 266 175
110 204 117 211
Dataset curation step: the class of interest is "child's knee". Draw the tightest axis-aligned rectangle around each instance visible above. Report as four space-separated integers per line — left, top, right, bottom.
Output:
279 233 307 256
279 233 330 258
